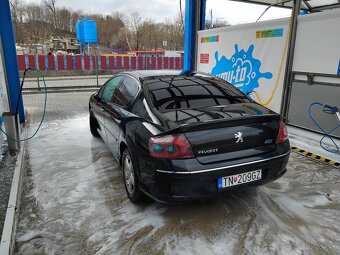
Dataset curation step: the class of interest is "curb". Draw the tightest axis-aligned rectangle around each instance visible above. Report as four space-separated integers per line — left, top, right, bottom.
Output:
0 144 25 255
291 146 340 168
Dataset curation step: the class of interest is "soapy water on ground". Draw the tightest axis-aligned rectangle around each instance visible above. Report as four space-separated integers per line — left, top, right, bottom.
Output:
15 115 340 255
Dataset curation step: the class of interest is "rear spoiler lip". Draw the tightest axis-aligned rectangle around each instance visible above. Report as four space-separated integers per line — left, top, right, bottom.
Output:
154 113 281 137
181 113 281 126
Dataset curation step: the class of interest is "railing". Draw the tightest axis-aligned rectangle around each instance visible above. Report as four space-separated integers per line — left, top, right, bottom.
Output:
17 54 184 71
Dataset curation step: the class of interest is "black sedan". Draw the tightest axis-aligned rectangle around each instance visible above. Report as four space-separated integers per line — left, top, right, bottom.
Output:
89 70 290 203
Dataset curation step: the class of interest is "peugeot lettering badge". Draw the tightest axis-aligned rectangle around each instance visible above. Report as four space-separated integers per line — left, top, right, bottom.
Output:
235 132 243 143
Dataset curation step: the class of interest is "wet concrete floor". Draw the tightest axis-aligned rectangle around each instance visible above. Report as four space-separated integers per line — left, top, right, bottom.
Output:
15 106 340 254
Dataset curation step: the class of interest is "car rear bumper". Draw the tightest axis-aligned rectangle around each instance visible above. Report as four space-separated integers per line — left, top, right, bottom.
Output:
147 150 290 203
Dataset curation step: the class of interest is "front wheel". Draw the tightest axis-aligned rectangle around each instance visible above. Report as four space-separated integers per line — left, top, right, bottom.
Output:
122 149 144 203
89 113 100 138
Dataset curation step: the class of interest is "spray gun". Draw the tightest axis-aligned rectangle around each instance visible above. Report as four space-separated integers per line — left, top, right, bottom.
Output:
323 104 340 123
336 111 340 124
308 102 340 154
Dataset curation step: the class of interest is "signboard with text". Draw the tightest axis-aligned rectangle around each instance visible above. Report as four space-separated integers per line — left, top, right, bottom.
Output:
197 18 289 112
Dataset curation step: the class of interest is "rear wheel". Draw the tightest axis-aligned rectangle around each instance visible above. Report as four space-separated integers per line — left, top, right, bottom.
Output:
122 149 144 203
89 113 100 137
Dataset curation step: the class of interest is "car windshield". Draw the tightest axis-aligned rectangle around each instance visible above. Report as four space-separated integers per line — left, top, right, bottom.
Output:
144 75 251 112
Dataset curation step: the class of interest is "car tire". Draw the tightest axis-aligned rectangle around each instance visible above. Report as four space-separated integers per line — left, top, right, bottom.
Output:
89 113 100 138
122 148 144 203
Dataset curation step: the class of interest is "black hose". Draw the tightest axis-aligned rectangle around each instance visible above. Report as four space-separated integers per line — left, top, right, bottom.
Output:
15 67 31 114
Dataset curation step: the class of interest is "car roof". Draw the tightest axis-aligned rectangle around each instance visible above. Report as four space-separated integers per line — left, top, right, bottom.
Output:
120 70 182 80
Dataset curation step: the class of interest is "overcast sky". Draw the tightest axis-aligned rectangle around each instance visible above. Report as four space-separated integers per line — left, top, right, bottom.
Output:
26 0 291 24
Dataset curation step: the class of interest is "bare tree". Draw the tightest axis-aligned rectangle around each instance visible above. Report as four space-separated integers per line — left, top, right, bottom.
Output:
162 13 184 50
44 0 57 29
88 13 126 49
10 2 185 52
205 18 230 29
10 0 25 43
70 10 82 33
56 8 71 31
25 3 52 43
130 12 144 50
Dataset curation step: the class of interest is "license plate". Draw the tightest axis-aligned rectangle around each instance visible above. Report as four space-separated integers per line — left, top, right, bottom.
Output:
217 169 262 189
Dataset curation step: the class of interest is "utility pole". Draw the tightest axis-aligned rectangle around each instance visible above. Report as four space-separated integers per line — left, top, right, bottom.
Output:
210 9 213 28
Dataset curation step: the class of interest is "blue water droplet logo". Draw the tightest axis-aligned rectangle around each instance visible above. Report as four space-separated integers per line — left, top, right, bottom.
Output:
211 44 273 94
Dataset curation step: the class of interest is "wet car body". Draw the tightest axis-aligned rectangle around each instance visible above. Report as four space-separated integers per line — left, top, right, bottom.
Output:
89 70 290 203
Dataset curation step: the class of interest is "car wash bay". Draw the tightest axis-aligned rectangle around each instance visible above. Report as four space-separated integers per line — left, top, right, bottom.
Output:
14 88 340 254
0 0 339 254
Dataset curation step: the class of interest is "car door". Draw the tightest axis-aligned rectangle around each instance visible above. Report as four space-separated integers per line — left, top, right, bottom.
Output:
104 75 140 159
95 76 124 143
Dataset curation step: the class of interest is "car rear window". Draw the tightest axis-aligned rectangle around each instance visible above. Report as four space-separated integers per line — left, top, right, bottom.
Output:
144 75 251 112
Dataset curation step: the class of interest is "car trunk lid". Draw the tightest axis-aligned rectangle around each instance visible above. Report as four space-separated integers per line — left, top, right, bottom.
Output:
160 103 280 164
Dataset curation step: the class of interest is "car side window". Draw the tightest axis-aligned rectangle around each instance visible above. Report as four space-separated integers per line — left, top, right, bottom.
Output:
131 96 152 121
101 76 123 102
113 76 140 107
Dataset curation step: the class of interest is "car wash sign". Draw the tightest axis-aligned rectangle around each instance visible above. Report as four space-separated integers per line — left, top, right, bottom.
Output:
197 19 289 113
211 44 273 94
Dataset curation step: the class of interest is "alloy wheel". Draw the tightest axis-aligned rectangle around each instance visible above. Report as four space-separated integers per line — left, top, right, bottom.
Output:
124 154 135 195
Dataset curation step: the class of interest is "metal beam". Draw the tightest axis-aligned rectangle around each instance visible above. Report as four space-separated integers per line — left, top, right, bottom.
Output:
183 0 206 74
0 0 25 122
280 0 301 119
310 3 340 12
302 0 312 10
228 0 298 9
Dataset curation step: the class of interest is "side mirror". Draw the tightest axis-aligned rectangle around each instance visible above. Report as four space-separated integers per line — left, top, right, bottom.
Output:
94 93 100 101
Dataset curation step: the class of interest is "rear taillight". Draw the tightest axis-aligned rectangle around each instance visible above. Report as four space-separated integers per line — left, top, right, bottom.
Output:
149 134 194 159
276 121 288 144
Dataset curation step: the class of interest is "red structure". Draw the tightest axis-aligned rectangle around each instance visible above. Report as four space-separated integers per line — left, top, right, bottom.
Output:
17 54 183 71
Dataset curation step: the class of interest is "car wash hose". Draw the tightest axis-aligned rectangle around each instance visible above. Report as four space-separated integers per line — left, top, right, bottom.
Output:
0 68 47 142
253 2 294 106
308 102 340 154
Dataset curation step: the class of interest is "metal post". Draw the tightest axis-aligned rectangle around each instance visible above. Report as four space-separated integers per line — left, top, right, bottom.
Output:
35 53 41 89
183 0 197 74
182 0 206 74
280 0 302 120
0 0 25 122
200 0 207 30
3 112 20 151
95 52 99 87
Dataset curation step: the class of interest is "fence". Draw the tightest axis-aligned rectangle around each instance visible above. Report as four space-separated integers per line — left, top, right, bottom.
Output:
17 54 184 71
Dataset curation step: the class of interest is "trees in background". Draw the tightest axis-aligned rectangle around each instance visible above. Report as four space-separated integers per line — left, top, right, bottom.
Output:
44 0 57 29
9 0 184 51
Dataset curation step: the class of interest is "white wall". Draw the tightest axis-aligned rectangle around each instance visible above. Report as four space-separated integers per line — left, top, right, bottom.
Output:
293 9 340 74
0 37 10 151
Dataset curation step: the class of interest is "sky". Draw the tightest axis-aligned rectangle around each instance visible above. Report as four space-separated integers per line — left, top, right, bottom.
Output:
26 0 292 25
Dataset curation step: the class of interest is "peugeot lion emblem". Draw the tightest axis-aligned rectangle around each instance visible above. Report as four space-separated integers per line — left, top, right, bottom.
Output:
235 132 243 143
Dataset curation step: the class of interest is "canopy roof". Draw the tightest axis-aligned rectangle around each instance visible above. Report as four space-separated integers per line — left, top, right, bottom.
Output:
229 0 340 12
